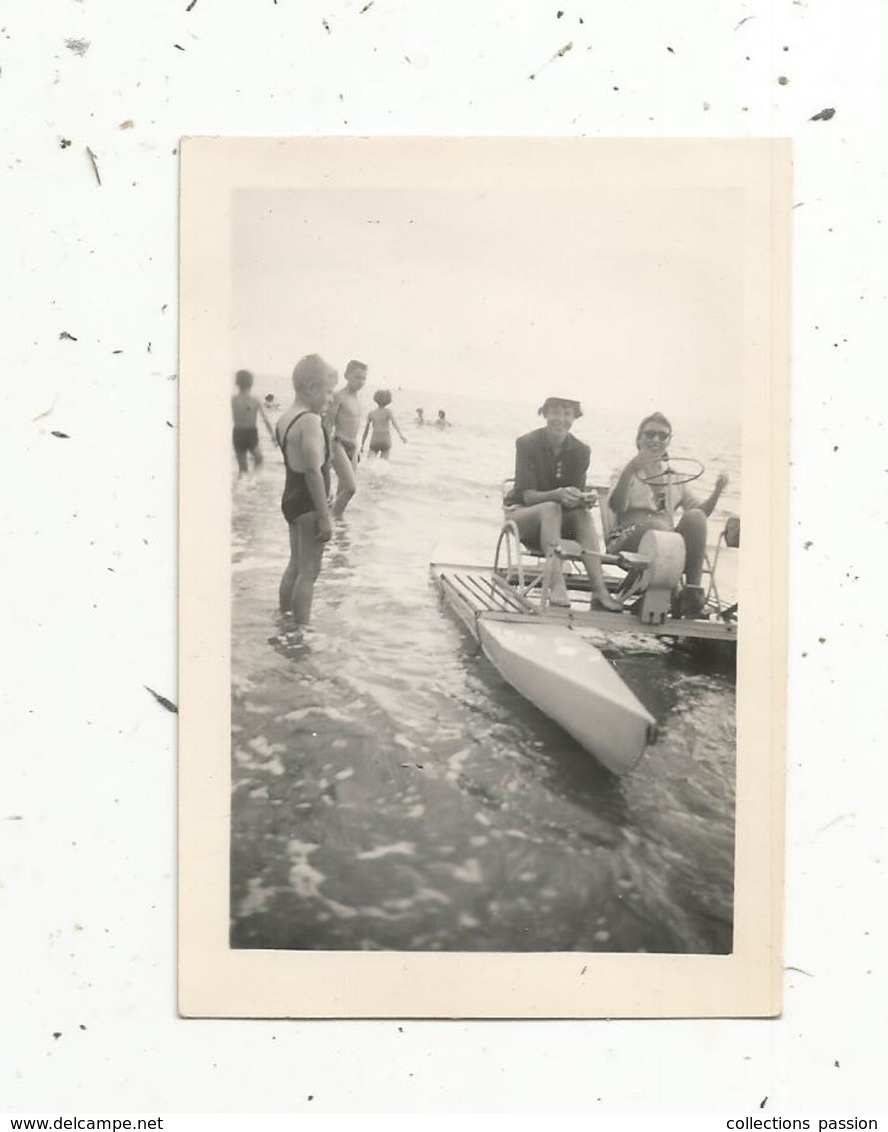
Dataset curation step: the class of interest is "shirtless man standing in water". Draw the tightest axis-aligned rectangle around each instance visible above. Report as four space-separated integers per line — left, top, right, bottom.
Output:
325 359 367 517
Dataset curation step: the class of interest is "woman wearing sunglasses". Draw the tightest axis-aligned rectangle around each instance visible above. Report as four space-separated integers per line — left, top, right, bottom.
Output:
504 396 622 610
607 412 729 617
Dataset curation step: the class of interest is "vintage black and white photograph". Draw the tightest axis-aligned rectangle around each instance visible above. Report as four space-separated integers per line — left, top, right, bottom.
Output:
179 137 788 1016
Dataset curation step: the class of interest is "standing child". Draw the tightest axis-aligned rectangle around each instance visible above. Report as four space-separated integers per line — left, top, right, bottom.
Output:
360 389 407 460
275 355 338 624
325 359 367 517
231 369 275 476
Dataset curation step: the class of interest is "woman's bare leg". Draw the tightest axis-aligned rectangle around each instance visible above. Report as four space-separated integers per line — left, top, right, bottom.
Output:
676 508 708 586
564 509 623 611
512 501 570 604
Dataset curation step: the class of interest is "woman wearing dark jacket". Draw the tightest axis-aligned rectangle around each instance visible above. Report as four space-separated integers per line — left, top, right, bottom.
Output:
504 396 621 610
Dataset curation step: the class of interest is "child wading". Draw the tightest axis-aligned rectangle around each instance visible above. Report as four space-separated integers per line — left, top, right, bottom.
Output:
361 389 407 460
325 359 368 517
275 355 338 624
231 369 275 476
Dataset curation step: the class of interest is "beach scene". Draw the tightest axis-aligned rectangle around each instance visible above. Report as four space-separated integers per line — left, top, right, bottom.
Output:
230 388 739 953
227 180 743 954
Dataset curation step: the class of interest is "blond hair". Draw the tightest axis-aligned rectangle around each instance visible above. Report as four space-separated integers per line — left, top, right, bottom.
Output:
292 354 335 395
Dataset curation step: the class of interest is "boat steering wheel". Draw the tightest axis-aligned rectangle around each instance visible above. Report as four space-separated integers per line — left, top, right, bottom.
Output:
639 456 704 488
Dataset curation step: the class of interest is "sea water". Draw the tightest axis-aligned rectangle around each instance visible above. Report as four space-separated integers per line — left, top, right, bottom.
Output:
230 388 741 953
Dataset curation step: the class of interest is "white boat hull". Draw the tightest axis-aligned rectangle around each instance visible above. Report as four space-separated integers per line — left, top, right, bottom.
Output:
477 619 656 775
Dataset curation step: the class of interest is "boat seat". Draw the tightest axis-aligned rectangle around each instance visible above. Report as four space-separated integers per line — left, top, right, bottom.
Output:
494 478 656 611
516 537 583 560
615 550 649 569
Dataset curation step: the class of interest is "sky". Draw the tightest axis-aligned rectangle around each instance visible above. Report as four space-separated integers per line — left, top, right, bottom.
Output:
231 184 745 424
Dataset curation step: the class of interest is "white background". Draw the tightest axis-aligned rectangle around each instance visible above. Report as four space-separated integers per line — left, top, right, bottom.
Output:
2 0 886 1114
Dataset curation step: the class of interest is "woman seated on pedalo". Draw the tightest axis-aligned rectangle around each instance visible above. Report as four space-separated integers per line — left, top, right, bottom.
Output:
607 412 728 618
503 396 622 611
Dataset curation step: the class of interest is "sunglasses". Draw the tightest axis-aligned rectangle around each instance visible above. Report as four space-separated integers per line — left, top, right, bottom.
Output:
641 429 671 441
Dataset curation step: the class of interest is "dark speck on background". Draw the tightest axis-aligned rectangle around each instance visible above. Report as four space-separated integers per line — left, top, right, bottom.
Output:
52 1032 62 1040
810 108 836 121
778 76 789 85
85 146 101 186
359 1 374 12
174 43 185 51
50 430 70 439
144 685 178 713
60 138 71 149
760 1097 768 1109
529 41 572 79
667 45 675 53
186 0 197 10
59 330 77 341
64 37 90 55
322 18 331 32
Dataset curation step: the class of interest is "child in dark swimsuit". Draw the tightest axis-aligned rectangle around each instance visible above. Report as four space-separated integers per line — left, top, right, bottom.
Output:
231 370 275 476
360 389 407 459
275 355 338 624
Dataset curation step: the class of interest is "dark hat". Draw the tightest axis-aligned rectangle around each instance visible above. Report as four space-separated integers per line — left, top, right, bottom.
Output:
538 396 583 418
